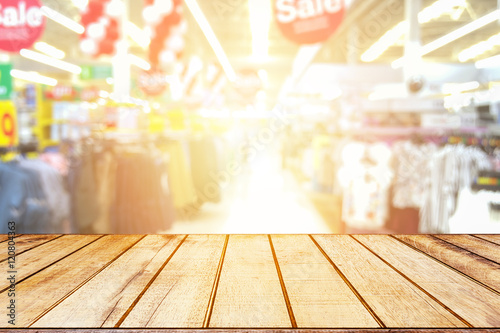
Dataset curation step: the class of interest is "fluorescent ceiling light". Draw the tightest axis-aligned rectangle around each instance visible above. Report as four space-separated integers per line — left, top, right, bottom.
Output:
126 22 151 49
10 69 58 86
41 6 85 34
362 0 466 63
393 10 500 68
442 81 480 94
128 54 151 71
184 0 237 82
20 49 82 74
459 32 500 62
476 54 500 68
34 42 65 59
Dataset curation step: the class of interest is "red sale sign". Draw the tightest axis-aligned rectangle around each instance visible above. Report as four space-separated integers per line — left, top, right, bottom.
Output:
275 0 344 44
0 101 18 147
0 0 46 52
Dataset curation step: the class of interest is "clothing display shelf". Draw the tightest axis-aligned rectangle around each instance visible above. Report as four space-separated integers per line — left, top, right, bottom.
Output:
1 234 499 330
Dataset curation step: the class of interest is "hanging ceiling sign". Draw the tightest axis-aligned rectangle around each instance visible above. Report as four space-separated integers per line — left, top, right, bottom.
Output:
274 0 344 44
234 69 262 99
0 0 46 52
138 70 168 96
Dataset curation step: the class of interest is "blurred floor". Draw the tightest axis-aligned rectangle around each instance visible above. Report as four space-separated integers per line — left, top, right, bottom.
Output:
164 145 333 234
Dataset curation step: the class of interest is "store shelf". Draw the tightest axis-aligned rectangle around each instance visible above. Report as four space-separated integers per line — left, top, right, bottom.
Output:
2 234 499 330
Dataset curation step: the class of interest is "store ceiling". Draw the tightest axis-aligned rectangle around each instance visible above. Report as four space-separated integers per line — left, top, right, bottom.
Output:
9 0 500 105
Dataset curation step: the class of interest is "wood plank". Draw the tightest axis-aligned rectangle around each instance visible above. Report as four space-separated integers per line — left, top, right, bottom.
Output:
31 235 185 328
0 235 61 262
8 328 500 333
120 235 225 328
0 235 142 327
354 235 500 327
0 234 22 243
395 235 500 293
474 235 500 246
0 235 100 292
209 235 291 328
434 235 500 264
271 235 379 328
314 235 464 328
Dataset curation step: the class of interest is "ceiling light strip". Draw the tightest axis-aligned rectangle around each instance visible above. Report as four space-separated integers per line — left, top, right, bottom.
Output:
41 6 85 34
476 54 500 68
34 42 65 59
184 0 237 82
20 49 82 74
128 54 151 71
126 21 151 49
10 69 58 86
361 0 465 62
392 9 500 68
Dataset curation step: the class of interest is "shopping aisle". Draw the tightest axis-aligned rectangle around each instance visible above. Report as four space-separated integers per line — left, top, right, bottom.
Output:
165 145 333 234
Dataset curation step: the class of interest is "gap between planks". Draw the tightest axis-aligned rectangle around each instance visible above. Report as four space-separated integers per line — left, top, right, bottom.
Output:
29 235 147 327
268 235 297 328
350 235 473 328
392 235 500 296
114 235 189 328
0 234 63 263
203 235 229 328
308 235 386 328
0 235 105 295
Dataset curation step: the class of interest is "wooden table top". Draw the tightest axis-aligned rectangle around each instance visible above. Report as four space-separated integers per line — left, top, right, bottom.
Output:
1 234 500 331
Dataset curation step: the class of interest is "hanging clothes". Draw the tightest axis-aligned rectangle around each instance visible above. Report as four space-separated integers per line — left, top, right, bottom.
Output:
160 140 197 210
68 150 100 233
449 188 500 233
111 152 175 234
419 145 492 233
339 142 394 230
0 158 69 234
391 141 438 209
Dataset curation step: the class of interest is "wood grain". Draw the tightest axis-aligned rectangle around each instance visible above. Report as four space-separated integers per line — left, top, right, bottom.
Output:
10 329 500 333
395 235 500 293
354 235 500 327
0 235 142 328
120 235 225 328
0 234 61 262
0 234 9 242
0 235 100 291
314 235 464 328
32 235 185 328
473 235 500 246
209 235 291 328
271 235 379 328
434 235 500 264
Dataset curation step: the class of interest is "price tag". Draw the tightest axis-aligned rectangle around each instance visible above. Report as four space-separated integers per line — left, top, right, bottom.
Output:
0 101 18 147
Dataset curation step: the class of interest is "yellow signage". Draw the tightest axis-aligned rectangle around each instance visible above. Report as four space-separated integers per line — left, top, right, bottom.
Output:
0 101 18 147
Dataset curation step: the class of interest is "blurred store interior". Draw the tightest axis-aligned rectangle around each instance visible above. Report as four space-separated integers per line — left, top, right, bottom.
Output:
1 0 500 234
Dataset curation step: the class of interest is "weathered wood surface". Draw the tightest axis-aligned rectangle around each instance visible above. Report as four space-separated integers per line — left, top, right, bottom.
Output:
314 235 465 328
209 235 291 328
0 234 61 262
0 234 499 329
433 235 500 264
354 235 500 327
4 235 142 327
395 235 500 292
120 235 225 328
475 234 500 245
